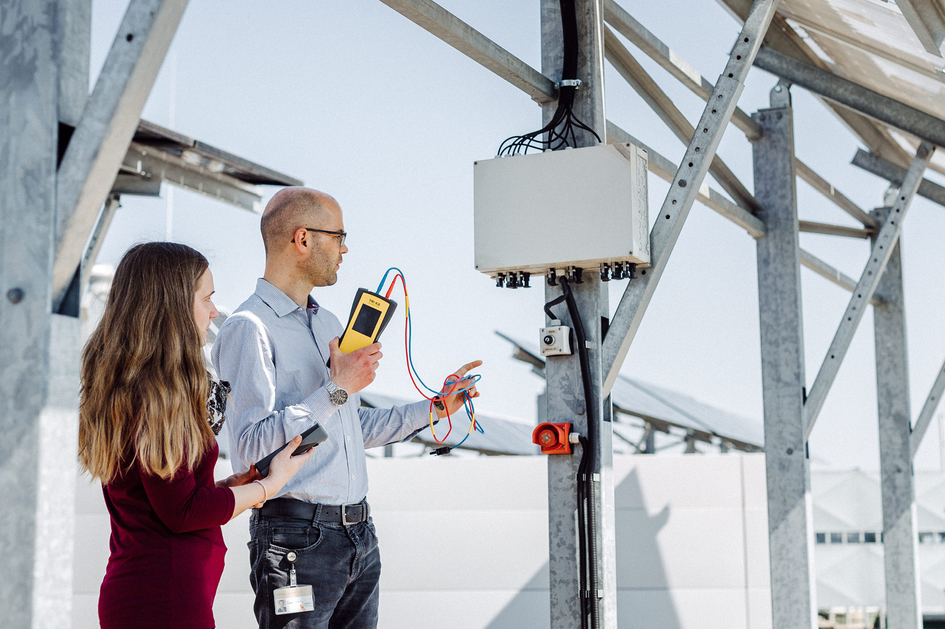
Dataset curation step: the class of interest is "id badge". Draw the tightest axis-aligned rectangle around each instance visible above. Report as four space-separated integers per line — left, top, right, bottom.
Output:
274 551 314 615
273 585 314 615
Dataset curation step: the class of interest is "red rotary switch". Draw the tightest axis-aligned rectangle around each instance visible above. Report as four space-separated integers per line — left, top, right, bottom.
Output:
532 422 572 455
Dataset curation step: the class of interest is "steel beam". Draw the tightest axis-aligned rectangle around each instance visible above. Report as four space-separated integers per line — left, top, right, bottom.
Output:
799 249 883 307
753 102 817 629
754 47 945 150
379 0 876 231
852 149 945 210
911 358 945 459
797 220 872 239
603 4 877 232
53 0 189 311
717 0 913 170
0 2 69 626
780 12 945 86
603 26 761 215
872 205 923 628
894 0 945 58
804 144 934 438
111 172 163 197
603 2 873 231
793 159 878 228
602 0 761 141
601 0 782 397
55 0 91 127
123 142 263 212
81 194 122 292
606 122 765 238
540 1 615 626
377 0 556 103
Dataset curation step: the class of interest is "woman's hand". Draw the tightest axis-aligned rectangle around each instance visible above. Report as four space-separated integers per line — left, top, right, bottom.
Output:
227 435 316 520
215 464 261 489
265 435 315 492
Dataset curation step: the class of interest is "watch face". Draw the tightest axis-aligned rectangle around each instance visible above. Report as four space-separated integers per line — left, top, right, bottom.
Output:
330 388 348 406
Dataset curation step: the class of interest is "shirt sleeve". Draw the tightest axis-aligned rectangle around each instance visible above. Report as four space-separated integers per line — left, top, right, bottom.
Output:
212 314 338 471
358 399 430 449
138 461 235 534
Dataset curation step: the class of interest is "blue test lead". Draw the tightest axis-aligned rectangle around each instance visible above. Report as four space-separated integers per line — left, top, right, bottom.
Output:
374 267 484 452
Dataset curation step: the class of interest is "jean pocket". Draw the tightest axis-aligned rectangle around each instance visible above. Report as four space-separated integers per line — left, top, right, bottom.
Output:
268 523 325 554
269 526 311 552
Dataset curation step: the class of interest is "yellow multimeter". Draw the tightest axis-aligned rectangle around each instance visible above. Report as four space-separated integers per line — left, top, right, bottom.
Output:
338 288 398 353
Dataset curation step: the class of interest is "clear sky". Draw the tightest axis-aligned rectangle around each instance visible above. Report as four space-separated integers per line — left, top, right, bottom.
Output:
89 0 945 470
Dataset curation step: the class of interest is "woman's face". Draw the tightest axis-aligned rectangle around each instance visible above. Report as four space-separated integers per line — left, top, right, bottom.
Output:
193 269 219 345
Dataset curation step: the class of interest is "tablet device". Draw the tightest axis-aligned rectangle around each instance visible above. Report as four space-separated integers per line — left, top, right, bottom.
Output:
255 423 329 478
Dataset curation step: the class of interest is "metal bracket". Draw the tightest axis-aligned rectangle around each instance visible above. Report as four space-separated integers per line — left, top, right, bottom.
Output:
555 79 582 89
769 79 792 108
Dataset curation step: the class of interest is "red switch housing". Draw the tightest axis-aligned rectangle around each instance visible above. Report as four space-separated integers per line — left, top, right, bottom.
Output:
532 422 572 455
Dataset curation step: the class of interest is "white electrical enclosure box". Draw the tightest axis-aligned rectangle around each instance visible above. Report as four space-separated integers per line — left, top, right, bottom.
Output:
473 142 649 278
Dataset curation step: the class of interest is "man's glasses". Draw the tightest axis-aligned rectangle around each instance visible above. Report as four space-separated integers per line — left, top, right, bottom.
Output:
304 228 346 247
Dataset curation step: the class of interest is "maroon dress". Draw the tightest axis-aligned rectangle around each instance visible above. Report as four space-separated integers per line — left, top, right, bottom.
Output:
98 441 235 629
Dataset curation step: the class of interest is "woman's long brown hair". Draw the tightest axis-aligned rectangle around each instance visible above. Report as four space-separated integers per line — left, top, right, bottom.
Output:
79 242 214 483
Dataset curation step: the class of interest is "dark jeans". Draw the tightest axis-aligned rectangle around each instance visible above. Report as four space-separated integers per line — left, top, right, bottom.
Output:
248 510 381 629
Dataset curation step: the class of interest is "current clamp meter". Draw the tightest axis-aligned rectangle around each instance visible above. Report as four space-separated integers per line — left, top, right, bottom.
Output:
338 288 398 353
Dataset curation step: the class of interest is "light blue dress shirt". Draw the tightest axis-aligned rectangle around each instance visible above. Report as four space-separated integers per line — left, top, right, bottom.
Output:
212 278 429 505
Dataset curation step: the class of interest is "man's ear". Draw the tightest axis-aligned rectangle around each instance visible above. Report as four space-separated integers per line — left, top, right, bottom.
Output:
291 228 309 253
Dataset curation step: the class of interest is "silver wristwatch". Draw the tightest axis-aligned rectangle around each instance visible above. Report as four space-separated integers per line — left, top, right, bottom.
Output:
325 379 349 407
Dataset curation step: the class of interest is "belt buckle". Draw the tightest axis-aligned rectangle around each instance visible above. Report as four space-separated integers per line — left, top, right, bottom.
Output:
341 503 362 526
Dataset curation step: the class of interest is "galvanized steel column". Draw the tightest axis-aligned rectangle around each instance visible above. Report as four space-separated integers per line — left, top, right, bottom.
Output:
872 206 922 629
753 101 818 629
0 1 66 626
540 0 615 627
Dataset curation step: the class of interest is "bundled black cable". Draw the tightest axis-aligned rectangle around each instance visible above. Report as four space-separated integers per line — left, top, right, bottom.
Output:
558 277 600 629
496 0 601 156
576 434 590 624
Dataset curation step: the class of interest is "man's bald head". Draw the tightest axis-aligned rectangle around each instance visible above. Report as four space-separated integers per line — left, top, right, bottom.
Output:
260 187 339 256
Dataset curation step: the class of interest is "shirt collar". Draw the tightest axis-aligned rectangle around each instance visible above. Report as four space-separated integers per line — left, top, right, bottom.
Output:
254 278 319 318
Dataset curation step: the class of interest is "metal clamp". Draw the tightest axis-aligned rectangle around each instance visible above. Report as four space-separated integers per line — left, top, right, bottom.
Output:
555 79 582 89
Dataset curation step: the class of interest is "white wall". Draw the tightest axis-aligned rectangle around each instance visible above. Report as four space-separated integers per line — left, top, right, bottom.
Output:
73 453 772 629
812 469 945 612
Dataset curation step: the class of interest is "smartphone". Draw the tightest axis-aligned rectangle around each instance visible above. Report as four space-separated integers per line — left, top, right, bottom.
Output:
255 423 329 478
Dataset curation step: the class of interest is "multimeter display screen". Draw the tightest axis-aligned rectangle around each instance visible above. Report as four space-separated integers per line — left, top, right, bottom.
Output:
353 304 382 336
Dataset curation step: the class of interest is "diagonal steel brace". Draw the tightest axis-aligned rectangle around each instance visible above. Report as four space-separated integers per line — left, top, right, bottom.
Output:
53 0 189 311
911 357 945 459
804 143 935 439
601 0 782 396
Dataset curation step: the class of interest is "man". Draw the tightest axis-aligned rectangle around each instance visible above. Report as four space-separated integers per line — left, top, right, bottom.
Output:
213 187 479 629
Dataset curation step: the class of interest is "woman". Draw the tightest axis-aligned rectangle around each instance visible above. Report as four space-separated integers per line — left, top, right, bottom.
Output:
79 242 313 629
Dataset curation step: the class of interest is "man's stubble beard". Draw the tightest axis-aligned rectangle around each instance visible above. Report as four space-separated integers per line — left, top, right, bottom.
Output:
307 247 339 287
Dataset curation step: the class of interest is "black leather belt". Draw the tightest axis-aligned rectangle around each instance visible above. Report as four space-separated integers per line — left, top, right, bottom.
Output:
258 498 370 525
